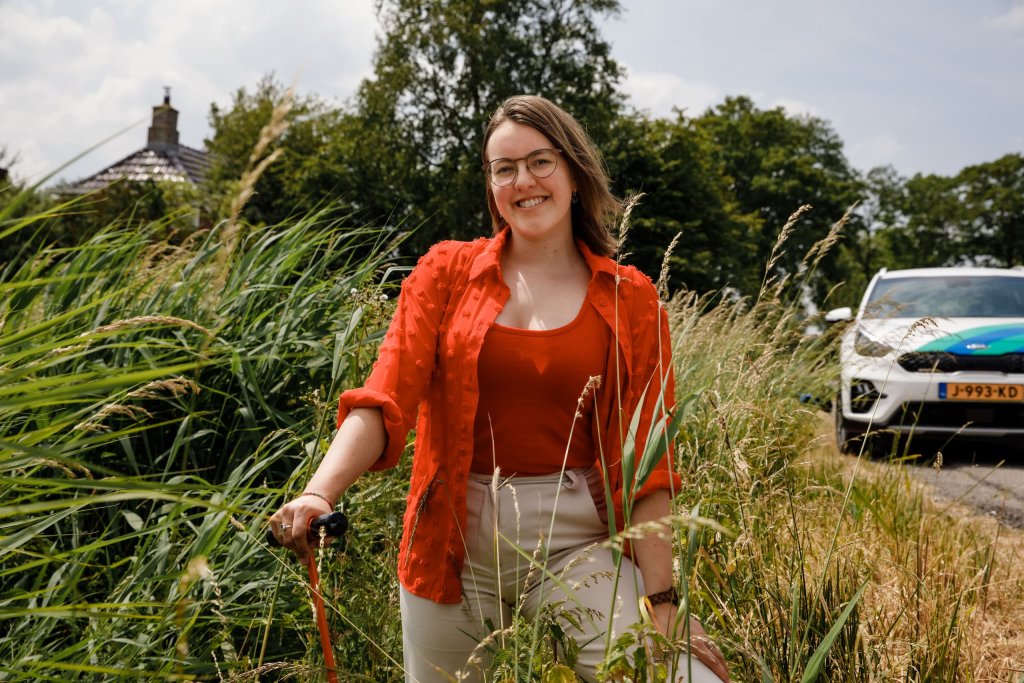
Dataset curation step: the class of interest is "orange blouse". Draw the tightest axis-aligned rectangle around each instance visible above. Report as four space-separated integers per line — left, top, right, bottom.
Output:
337 228 681 604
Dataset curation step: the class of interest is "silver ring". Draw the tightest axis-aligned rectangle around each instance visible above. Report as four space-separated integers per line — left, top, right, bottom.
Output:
280 524 291 531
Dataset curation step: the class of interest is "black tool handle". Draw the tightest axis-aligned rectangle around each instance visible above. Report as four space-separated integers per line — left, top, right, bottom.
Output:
266 511 349 548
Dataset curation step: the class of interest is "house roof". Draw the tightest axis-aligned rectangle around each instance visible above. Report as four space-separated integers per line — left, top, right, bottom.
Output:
69 144 210 195
67 90 211 195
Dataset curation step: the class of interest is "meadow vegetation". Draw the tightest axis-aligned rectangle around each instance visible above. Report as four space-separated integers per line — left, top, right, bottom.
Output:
2 176 1022 683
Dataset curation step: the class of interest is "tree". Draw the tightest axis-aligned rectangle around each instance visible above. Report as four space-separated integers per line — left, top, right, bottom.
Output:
694 97 863 297
879 172 964 269
603 111 756 294
0 148 53 267
203 75 352 226
830 166 906 306
955 153 1024 267
345 0 625 251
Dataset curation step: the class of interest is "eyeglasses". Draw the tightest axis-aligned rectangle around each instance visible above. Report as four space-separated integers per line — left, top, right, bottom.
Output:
483 148 562 187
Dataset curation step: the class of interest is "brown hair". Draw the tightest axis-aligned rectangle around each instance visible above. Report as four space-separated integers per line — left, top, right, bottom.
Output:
482 95 620 257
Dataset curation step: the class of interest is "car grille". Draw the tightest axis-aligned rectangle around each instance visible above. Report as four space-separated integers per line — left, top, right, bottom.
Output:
898 352 1024 374
899 402 1024 429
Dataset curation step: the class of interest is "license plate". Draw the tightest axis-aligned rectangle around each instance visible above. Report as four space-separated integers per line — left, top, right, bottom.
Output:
939 382 1024 401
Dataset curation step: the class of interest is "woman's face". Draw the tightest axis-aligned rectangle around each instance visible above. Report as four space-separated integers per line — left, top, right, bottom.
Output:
485 121 576 245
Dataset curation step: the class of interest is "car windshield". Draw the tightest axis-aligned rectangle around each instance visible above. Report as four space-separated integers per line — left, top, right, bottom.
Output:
863 275 1024 318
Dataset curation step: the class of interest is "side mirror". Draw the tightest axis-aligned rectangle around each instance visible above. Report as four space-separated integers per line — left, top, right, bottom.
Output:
824 306 853 323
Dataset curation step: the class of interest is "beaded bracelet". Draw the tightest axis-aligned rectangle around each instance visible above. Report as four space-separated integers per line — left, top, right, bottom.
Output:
301 491 335 508
646 587 680 607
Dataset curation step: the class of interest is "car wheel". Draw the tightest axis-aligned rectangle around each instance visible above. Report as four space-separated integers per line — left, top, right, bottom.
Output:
833 399 881 456
833 400 857 455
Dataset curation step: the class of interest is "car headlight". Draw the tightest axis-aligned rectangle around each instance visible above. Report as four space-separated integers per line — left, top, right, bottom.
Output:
854 330 894 357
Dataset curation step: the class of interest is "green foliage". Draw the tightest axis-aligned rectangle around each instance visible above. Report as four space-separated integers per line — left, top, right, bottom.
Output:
0 200 409 680
954 153 1024 266
203 74 355 226
604 112 757 294
693 96 863 298
836 153 1024 308
830 165 903 306
346 0 625 253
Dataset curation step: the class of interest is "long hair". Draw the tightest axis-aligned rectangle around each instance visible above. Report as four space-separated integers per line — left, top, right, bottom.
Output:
482 95 620 257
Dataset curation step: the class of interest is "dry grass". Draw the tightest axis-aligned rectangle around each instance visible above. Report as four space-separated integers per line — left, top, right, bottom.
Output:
804 417 1024 682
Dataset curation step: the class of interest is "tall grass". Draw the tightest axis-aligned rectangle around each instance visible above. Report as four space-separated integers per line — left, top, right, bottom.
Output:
659 209 1023 682
1 188 1021 682
0 199 410 680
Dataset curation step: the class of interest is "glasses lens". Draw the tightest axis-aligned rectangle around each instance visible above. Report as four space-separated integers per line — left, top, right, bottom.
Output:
488 160 517 186
527 149 558 178
486 149 559 186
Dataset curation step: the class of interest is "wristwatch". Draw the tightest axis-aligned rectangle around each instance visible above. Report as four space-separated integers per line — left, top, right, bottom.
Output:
646 587 680 606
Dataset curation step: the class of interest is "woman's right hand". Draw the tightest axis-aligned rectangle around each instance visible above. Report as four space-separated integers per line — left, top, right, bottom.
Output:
269 494 334 564
267 407 386 562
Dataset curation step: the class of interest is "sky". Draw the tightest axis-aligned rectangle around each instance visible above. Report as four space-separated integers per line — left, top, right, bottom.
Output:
2 0 1023 188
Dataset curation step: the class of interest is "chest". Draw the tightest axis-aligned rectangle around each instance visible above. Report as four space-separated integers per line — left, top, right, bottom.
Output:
494 268 591 330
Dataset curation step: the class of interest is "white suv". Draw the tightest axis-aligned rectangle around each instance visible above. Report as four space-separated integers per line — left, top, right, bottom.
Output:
826 266 1024 454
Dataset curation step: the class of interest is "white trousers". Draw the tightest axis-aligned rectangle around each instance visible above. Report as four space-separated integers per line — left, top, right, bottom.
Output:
398 467 720 683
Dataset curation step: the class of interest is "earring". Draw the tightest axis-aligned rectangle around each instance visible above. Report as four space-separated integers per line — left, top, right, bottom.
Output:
572 191 579 205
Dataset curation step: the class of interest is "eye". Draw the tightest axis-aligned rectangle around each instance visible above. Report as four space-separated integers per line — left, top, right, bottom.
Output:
529 154 553 168
491 161 515 177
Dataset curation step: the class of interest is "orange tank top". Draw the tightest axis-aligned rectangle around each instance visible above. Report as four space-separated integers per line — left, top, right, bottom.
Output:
471 300 610 476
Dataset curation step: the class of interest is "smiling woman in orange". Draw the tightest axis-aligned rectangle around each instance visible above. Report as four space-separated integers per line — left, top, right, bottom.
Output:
270 95 730 683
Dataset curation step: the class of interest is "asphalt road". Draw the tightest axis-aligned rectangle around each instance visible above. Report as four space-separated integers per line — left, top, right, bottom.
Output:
904 442 1024 529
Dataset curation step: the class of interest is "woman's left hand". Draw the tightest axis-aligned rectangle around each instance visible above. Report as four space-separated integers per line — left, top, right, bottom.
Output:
651 603 731 682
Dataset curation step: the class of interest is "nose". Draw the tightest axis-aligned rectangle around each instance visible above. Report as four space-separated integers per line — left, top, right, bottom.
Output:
513 159 537 189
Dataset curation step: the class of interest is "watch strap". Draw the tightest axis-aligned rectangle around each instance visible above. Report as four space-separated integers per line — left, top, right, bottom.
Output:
646 587 680 607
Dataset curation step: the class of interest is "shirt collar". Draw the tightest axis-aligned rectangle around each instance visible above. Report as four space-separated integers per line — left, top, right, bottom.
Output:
468 227 619 281
468 228 508 281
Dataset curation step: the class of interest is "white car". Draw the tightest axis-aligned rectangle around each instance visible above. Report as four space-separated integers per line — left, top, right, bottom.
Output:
826 266 1024 454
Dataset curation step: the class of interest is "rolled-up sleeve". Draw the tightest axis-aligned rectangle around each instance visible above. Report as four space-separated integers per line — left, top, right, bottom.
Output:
336 243 452 470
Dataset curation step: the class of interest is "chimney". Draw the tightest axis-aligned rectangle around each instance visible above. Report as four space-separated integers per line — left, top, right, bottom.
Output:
147 87 180 150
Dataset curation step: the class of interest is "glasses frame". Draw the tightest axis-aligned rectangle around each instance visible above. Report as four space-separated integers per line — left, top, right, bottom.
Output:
483 148 563 187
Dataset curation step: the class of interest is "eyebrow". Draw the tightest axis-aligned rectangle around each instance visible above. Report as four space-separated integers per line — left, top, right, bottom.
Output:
486 148 556 163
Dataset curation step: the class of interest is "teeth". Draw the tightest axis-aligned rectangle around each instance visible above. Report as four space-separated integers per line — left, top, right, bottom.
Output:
518 197 545 208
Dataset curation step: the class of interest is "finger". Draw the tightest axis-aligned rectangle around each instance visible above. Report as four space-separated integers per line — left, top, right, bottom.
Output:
291 512 314 560
267 512 286 546
688 640 730 682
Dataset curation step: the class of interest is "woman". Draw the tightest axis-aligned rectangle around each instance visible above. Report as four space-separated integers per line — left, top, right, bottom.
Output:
270 95 729 683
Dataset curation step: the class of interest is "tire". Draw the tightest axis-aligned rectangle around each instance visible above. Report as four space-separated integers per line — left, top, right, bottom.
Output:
833 400 857 455
833 398 881 456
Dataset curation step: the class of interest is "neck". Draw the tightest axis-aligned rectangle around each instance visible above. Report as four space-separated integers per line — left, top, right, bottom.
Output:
504 229 581 271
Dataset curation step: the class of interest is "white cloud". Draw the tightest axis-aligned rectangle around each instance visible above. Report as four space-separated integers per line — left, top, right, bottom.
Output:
846 132 909 173
770 98 820 118
619 68 722 118
0 0 378 183
988 2 1024 30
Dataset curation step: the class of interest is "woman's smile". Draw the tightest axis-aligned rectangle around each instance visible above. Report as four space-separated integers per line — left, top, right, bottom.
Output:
516 196 548 208
486 121 575 244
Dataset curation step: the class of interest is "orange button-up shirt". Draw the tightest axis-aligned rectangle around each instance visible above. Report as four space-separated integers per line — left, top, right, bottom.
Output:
337 228 682 604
